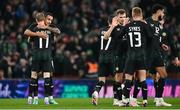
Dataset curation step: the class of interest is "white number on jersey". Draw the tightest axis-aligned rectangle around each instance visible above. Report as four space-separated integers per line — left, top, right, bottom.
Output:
100 36 112 50
39 35 49 48
128 32 142 47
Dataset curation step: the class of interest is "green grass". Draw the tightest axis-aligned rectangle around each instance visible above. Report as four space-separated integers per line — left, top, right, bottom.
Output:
0 98 180 109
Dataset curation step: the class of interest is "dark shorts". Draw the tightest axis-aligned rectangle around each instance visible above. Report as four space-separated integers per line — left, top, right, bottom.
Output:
148 50 165 74
114 55 126 73
31 60 54 72
98 62 115 77
124 51 147 75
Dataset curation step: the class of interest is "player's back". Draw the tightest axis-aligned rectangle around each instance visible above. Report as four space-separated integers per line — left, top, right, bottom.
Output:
146 17 161 51
31 27 54 61
98 27 116 63
125 21 150 52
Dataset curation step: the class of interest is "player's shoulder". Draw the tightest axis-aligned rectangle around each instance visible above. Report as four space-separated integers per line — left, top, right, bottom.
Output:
49 24 57 28
30 22 37 27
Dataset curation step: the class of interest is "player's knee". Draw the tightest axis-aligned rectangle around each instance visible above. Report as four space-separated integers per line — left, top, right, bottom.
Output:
31 71 37 79
98 77 106 83
115 73 123 82
125 73 133 80
43 72 51 78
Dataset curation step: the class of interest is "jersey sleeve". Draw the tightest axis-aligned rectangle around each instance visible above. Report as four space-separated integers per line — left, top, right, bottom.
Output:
27 22 37 31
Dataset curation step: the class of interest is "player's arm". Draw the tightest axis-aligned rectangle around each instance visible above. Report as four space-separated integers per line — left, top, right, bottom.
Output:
167 32 180 66
47 26 61 35
24 29 47 39
104 16 118 39
24 23 47 39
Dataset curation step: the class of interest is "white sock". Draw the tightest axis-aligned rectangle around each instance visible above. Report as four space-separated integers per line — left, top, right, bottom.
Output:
34 96 38 99
28 96 32 99
49 96 53 100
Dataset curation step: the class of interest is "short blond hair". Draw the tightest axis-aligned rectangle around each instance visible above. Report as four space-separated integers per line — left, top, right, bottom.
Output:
132 7 142 17
114 9 126 16
35 12 45 21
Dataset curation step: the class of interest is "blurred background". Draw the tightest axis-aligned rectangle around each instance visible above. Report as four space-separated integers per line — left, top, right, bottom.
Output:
0 0 179 98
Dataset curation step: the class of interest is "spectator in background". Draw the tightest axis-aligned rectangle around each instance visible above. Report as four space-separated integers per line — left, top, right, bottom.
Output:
0 69 4 80
0 0 179 79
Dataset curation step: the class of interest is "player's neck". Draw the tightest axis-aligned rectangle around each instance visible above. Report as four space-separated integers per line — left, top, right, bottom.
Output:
37 21 46 28
133 17 142 21
152 14 158 21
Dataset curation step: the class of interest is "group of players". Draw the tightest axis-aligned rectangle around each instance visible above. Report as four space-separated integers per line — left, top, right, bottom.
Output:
23 4 179 107
24 12 60 104
92 4 180 107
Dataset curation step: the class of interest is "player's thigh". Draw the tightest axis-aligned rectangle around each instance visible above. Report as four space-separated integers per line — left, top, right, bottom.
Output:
124 59 135 75
156 66 167 78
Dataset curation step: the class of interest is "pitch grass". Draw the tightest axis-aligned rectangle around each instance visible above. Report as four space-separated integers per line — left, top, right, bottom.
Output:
0 98 180 109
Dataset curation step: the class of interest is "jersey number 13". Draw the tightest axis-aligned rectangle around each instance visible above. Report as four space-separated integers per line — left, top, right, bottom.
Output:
128 32 142 47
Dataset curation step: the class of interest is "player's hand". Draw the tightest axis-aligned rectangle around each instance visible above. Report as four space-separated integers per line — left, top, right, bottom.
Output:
173 57 180 66
162 44 169 51
112 16 118 27
123 17 130 26
36 32 48 39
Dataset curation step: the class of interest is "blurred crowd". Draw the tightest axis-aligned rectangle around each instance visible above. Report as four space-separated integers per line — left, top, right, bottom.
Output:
0 0 179 79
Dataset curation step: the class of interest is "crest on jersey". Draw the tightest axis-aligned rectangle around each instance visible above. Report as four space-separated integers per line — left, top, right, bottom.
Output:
151 24 154 27
117 28 120 31
116 67 119 71
162 32 167 37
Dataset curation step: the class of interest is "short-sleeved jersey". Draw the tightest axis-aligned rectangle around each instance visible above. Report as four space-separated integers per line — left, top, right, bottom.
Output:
27 24 55 61
30 28 54 50
98 27 116 63
111 25 128 56
146 17 162 51
119 21 152 53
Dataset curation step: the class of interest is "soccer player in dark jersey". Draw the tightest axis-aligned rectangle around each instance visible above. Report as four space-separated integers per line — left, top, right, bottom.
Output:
117 7 152 107
24 12 60 105
103 9 128 106
91 15 119 105
145 4 179 106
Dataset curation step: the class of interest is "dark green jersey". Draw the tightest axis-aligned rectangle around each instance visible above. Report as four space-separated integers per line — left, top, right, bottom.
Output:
160 27 178 58
146 17 162 51
27 24 55 61
31 28 54 50
98 27 116 63
111 25 128 57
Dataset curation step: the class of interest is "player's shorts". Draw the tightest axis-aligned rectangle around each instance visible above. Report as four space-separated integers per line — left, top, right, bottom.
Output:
31 49 54 72
31 59 54 72
124 51 147 75
114 55 126 73
148 50 165 74
98 62 115 77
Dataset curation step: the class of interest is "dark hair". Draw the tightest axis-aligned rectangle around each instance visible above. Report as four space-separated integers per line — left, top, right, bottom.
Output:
107 15 114 24
152 4 164 14
44 12 53 17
